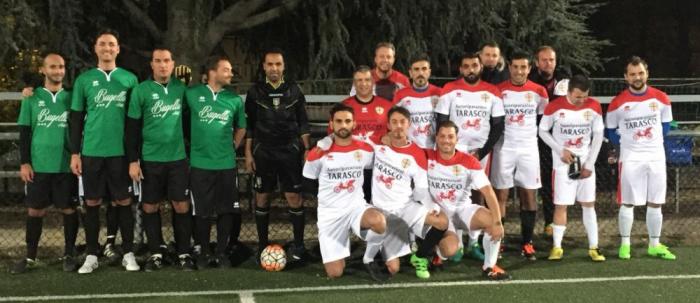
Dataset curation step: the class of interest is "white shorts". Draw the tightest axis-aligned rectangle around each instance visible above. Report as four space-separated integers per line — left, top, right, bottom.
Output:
444 203 483 240
618 160 667 206
318 202 373 264
491 144 541 190
379 202 432 261
552 165 596 205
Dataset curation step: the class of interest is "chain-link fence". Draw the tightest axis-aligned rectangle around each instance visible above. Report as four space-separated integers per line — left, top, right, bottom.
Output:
1 78 699 260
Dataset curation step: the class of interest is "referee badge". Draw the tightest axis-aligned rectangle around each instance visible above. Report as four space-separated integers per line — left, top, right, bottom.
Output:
401 158 411 169
273 98 280 109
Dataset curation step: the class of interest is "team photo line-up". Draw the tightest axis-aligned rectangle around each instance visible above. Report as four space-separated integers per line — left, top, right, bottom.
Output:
11 28 677 282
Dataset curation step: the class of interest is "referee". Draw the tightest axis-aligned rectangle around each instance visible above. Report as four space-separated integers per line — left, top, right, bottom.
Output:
244 48 311 263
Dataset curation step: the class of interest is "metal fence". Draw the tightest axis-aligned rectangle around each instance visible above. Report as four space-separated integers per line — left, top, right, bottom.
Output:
1 78 699 260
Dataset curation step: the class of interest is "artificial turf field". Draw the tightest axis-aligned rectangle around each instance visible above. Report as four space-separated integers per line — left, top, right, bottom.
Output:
1 245 699 303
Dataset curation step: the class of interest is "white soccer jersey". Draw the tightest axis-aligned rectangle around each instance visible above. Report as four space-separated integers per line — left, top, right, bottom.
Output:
540 96 604 167
425 149 490 213
498 80 549 148
303 140 374 219
435 79 505 150
369 138 429 211
606 87 672 162
393 84 442 149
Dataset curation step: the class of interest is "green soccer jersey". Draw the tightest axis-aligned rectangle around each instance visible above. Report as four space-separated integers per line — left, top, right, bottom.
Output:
185 84 246 170
127 77 186 162
17 87 71 173
71 68 138 157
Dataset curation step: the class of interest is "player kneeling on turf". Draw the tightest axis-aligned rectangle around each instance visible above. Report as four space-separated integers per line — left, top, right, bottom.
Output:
539 75 605 262
303 103 386 278
427 121 510 280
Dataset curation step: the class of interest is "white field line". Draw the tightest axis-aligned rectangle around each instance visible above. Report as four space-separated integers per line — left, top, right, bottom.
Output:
2 274 700 302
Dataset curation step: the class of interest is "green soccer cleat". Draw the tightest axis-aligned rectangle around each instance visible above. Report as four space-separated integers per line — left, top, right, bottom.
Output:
618 244 631 260
466 242 485 261
449 247 464 263
647 244 676 260
410 254 430 279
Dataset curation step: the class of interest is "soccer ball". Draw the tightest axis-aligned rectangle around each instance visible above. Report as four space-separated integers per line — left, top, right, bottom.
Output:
260 244 286 271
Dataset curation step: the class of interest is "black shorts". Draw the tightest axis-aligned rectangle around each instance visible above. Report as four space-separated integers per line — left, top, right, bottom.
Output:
252 141 303 193
81 156 132 201
190 167 240 217
140 159 189 204
25 173 78 209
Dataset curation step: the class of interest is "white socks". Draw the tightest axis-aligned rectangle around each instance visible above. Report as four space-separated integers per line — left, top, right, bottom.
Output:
363 230 383 264
582 206 599 249
618 205 634 246
646 207 662 247
482 233 500 270
552 224 566 248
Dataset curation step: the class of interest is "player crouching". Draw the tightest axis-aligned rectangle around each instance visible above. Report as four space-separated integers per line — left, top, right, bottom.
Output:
427 121 510 280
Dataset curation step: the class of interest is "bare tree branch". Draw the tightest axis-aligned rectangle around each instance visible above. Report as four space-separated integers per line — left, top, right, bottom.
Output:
121 0 163 42
235 0 300 31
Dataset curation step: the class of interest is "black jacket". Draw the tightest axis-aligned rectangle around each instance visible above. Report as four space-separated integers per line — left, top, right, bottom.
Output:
245 81 310 145
528 66 572 101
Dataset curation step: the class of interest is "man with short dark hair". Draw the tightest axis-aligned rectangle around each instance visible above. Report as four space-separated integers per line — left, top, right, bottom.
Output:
244 49 311 263
479 42 509 85
11 53 79 274
71 29 139 274
186 56 246 268
126 47 195 271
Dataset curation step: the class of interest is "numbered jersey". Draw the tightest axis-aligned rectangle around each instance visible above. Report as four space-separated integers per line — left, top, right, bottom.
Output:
498 80 549 147
369 138 428 211
606 87 672 162
303 140 374 219
540 96 604 167
435 79 505 150
393 85 442 149
425 149 490 212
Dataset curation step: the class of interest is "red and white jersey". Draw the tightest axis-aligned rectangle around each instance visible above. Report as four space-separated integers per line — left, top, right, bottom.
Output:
540 96 604 167
498 80 549 148
303 140 374 219
606 87 672 162
393 84 442 149
369 137 429 211
435 79 505 150
426 150 490 212
328 95 393 142
350 69 411 102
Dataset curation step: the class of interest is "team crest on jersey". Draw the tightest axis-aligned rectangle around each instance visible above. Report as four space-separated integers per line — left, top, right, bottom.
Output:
375 106 385 115
92 80 99 87
273 98 280 109
198 96 206 102
452 165 461 176
649 102 658 112
354 151 362 162
152 93 159 100
583 110 593 121
401 158 411 169
481 93 490 103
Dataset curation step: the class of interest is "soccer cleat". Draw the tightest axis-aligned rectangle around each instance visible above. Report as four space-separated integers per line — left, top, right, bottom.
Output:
498 243 504 259
647 244 676 260
544 223 553 237
62 255 78 272
482 265 511 281
364 261 389 282
216 254 231 268
521 243 537 261
448 247 464 263
289 243 306 262
410 254 430 279
466 242 485 261
618 244 631 260
144 254 164 272
588 248 606 262
178 254 197 271
103 244 121 266
10 258 38 274
548 247 564 261
122 252 140 271
78 255 99 274
431 255 444 269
